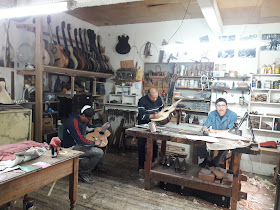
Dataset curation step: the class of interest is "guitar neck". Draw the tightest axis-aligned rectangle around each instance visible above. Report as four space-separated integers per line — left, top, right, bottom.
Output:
168 99 182 110
48 24 54 45
55 27 61 45
61 29 68 49
67 30 74 48
83 29 89 52
79 31 86 52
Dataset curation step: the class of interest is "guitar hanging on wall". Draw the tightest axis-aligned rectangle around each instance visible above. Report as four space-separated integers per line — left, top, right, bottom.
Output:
115 35 131 54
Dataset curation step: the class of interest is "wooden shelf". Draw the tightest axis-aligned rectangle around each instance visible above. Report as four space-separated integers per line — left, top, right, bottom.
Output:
105 103 137 107
250 101 280 105
212 87 249 91
252 128 280 133
177 76 203 78
17 66 113 79
251 88 280 91
253 74 280 76
21 100 60 104
175 87 211 90
174 98 210 102
176 108 209 114
213 77 250 80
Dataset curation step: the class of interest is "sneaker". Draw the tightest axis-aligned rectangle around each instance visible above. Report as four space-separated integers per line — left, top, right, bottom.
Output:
96 167 107 173
78 173 94 184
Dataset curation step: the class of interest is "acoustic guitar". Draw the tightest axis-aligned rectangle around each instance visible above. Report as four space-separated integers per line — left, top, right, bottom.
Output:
32 18 52 65
78 28 92 70
151 99 182 125
97 35 112 73
61 21 77 69
83 29 99 72
85 117 115 147
0 78 12 104
55 26 69 68
67 23 84 70
47 15 66 68
116 35 131 54
74 28 88 70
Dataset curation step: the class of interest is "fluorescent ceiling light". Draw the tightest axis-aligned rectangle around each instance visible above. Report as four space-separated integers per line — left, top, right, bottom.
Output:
0 2 68 19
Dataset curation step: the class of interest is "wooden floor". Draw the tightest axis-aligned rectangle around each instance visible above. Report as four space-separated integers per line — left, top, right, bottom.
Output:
11 150 275 210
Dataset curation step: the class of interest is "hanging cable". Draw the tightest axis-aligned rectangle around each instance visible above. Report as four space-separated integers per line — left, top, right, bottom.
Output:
167 0 191 43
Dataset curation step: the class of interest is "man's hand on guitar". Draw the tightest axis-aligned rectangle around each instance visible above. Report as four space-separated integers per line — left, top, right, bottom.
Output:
94 139 102 146
150 113 162 119
102 122 110 129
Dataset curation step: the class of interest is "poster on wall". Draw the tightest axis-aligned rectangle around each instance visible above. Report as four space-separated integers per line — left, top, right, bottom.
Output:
238 34 257 58
218 35 235 58
260 34 280 51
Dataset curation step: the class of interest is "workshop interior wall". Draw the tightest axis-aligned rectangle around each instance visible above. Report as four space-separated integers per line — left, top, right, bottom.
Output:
0 14 279 176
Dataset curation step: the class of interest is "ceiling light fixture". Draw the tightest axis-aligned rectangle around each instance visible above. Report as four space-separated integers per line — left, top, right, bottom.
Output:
0 2 68 19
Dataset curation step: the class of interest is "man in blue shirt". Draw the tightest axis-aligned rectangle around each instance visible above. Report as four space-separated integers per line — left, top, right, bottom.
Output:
199 98 237 167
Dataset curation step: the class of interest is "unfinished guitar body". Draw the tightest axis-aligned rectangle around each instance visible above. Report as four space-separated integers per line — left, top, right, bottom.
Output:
86 127 111 147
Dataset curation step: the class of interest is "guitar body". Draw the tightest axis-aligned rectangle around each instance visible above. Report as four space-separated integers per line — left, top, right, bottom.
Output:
43 40 54 66
47 16 66 67
0 79 12 104
60 45 69 68
116 35 131 54
74 28 88 70
72 47 84 70
50 44 66 67
41 41 51 65
151 106 176 125
67 46 78 69
86 128 111 147
151 99 182 125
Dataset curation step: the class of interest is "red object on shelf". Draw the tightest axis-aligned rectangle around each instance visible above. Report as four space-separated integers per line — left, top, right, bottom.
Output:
260 141 277 149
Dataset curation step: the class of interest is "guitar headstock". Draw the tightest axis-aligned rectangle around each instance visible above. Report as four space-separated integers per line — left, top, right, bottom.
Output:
87 29 93 39
79 28 82 35
67 23 71 31
74 28 77 36
47 15 51 24
56 26 59 33
109 116 115 122
61 21 65 30
97 35 101 42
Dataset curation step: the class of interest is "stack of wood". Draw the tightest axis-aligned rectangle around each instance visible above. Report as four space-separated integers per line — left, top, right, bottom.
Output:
198 167 233 185
251 94 267 102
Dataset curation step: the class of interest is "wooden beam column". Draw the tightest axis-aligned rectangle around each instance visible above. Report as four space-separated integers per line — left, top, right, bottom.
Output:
35 16 43 142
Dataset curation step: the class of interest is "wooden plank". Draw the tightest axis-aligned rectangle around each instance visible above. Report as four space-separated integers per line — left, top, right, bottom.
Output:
150 165 232 197
144 138 153 190
34 16 43 142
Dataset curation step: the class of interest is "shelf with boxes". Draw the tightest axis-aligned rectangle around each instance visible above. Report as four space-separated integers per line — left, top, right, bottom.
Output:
106 83 140 108
248 74 280 133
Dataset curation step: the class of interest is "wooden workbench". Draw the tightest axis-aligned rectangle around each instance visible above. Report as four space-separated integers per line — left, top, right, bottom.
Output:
126 126 257 210
0 148 83 209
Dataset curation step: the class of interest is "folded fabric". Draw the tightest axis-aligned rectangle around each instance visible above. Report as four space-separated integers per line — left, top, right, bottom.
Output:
0 141 48 161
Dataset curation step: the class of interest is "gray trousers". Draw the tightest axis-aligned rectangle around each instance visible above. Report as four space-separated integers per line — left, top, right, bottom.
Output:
72 145 104 174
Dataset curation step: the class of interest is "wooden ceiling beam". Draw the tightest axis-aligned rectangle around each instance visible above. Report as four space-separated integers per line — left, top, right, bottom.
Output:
197 0 223 34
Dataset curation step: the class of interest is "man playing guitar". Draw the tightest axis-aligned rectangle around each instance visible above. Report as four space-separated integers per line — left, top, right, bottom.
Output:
63 105 110 183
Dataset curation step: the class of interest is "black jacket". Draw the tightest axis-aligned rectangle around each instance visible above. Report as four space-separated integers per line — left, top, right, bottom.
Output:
137 95 164 125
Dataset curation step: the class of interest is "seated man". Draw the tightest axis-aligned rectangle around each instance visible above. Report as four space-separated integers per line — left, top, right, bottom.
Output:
199 98 237 167
137 88 164 170
63 105 109 183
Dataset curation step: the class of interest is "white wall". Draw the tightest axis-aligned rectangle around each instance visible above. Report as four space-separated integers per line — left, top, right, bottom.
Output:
99 19 280 176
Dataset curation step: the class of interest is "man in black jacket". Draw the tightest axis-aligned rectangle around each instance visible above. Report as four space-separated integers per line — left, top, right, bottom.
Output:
63 105 109 183
137 88 164 170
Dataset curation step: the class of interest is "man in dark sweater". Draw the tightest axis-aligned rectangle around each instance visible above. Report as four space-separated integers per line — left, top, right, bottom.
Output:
63 105 109 183
137 88 164 170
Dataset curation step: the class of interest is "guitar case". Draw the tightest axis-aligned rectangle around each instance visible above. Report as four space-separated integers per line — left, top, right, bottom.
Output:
116 35 131 54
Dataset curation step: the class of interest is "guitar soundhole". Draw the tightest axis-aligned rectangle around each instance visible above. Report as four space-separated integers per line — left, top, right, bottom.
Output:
99 131 104 135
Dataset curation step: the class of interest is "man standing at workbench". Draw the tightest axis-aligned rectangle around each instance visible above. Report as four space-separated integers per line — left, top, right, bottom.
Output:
137 88 164 170
199 98 237 167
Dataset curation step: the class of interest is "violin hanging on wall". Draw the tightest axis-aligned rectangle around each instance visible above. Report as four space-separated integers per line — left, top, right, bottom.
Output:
115 35 131 54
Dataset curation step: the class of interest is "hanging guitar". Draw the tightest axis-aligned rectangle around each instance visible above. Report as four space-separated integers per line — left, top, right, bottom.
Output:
87 29 106 72
32 18 52 66
83 28 99 72
86 117 115 147
61 21 77 69
115 35 130 54
74 28 89 70
151 99 182 125
97 35 112 73
47 15 66 68
55 26 69 68
67 23 84 70
78 28 93 70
